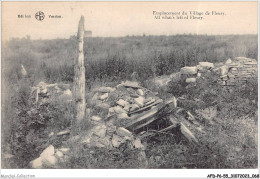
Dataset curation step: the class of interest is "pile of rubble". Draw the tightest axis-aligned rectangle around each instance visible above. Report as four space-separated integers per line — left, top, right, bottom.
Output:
31 81 72 105
80 81 167 149
29 80 201 168
152 57 258 88
216 57 258 86
30 145 70 169
178 57 258 87
29 57 257 169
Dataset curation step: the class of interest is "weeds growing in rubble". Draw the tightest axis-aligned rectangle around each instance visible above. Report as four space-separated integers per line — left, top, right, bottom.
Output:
1 34 258 169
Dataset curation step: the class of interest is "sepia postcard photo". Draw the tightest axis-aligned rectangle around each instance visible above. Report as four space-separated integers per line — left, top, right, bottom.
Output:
1 1 259 178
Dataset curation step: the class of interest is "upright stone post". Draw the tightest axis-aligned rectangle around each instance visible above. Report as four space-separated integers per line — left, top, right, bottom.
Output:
73 16 86 124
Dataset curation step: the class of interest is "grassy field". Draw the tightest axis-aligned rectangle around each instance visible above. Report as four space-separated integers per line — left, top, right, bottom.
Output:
1 34 258 169
2 34 257 84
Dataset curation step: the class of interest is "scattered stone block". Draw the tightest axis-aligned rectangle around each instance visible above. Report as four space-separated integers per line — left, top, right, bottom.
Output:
58 148 70 154
30 157 43 169
123 104 131 112
225 58 232 64
121 81 140 89
110 106 127 114
63 89 72 96
137 89 144 96
96 103 110 110
112 134 124 147
118 112 129 120
220 65 229 75
134 96 145 107
80 134 92 144
129 104 140 112
40 145 55 158
116 99 129 107
180 66 198 75
91 93 99 102
186 78 196 83
117 127 133 137
90 136 106 148
91 115 102 121
199 62 214 69
95 87 116 93
55 151 64 158
99 93 109 100
106 124 117 137
92 125 107 138
48 132 54 138
42 155 58 167
133 138 144 149
98 136 112 148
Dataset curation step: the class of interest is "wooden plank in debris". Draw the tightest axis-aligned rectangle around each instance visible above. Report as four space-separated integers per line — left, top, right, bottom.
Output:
126 103 163 129
122 81 141 89
144 98 156 105
133 116 158 131
169 115 179 125
244 62 257 65
57 129 70 136
180 122 199 144
132 103 177 131
172 114 204 134
160 123 179 132
127 99 176 131
139 123 179 139
128 99 163 115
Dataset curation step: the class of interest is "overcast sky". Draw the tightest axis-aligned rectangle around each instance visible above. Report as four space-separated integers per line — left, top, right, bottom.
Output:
2 2 258 40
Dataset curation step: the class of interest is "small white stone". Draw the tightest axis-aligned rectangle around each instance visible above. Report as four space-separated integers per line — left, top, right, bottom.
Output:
117 113 129 120
40 145 55 158
180 66 198 75
91 115 102 121
48 132 54 138
116 99 129 107
63 89 72 96
95 87 116 93
112 134 124 148
58 148 70 154
92 125 107 138
225 58 232 64
186 78 196 83
199 62 214 69
134 96 145 107
21 64 27 76
30 157 43 169
41 88 48 94
117 127 133 137
99 93 109 100
81 136 91 144
133 138 144 149
136 89 144 96
130 104 139 112
55 151 64 158
42 155 58 167
85 108 91 117
220 65 228 75
111 106 126 114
